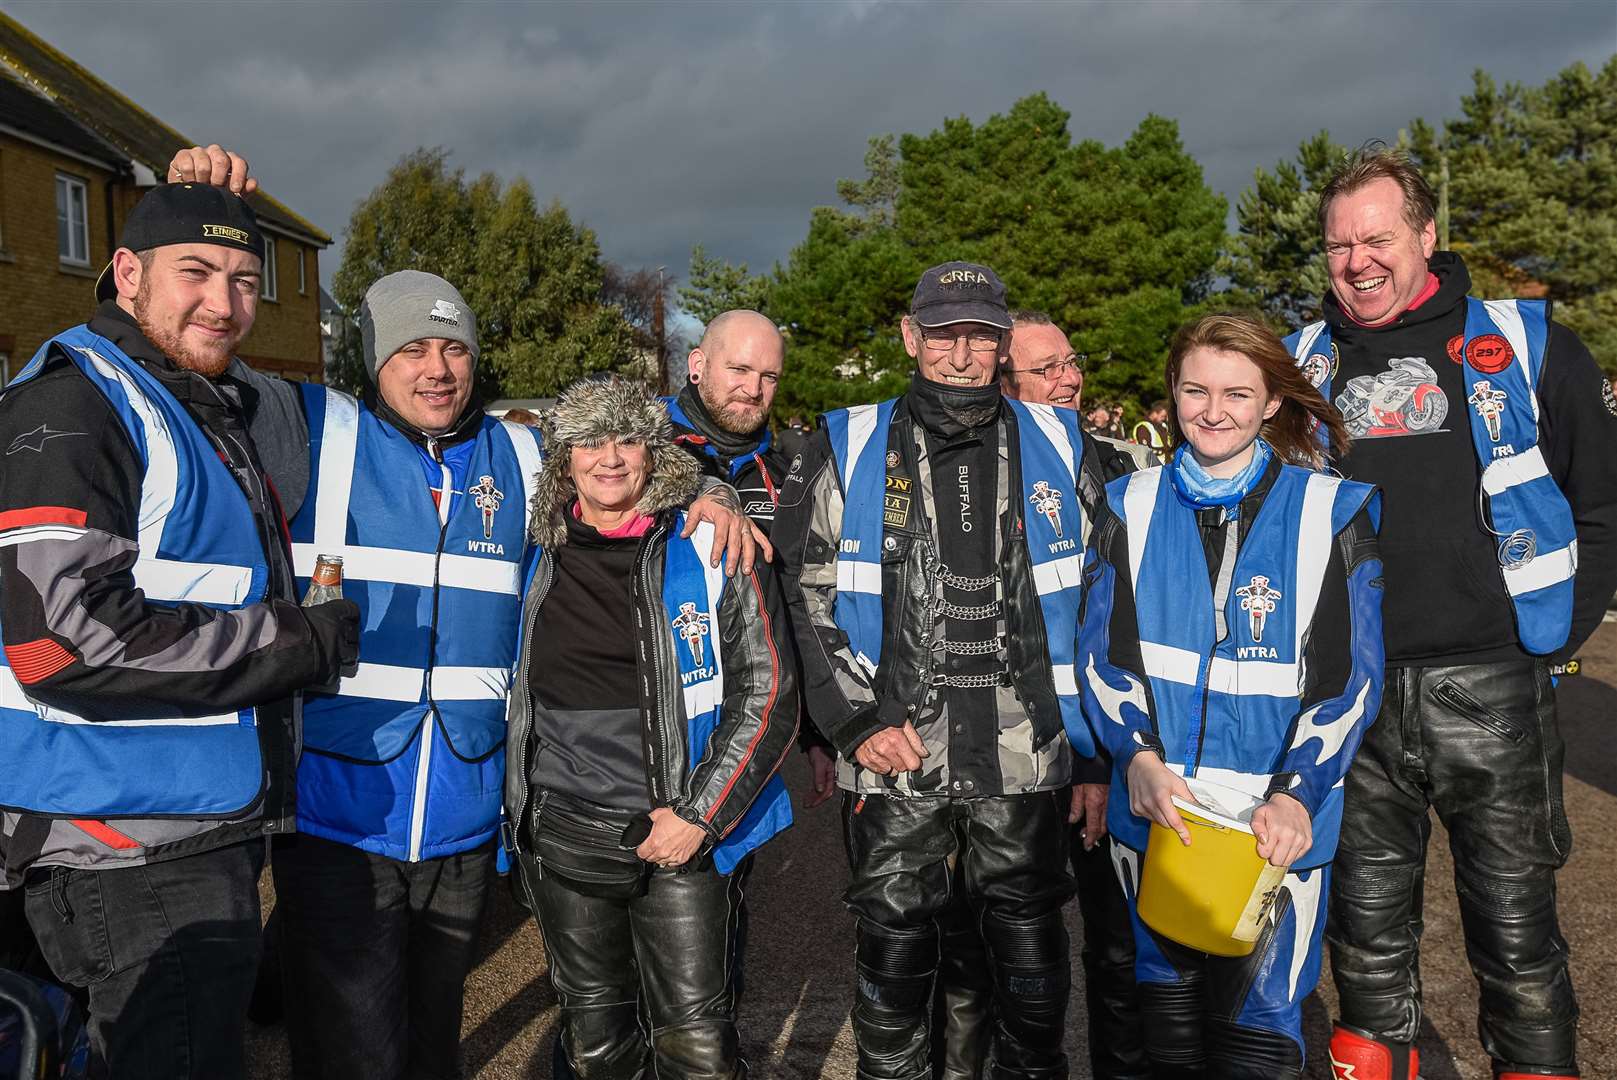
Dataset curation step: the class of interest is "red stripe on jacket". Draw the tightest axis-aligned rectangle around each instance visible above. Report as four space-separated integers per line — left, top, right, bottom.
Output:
0 506 88 531
5 637 77 684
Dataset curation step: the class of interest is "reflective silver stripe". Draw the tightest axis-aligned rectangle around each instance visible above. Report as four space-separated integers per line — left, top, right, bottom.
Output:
682 678 722 721
836 560 882 595
326 663 513 703
842 403 882 493
1023 402 1078 487
498 420 543 540
1290 320 1328 362
1291 475 1340 667
313 389 361 550
1502 540 1577 596
1123 467 1163 587
1481 299 1540 419
292 543 521 595
74 347 179 559
0 524 89 547
678 523 727 722
1139 641 1300 698
1051 663 1077 696
1482 444 1550 497
0 669 240 727
133 558 254 606
1031 554 1082 596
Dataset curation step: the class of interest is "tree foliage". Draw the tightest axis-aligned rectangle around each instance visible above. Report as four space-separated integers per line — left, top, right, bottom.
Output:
331 148 637 397
681 94 1228 416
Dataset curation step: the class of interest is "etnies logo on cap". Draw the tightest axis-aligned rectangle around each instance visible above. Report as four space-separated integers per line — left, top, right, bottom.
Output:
201 224 252 245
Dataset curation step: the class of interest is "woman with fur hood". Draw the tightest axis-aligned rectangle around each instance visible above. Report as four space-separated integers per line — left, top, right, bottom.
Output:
503 376 798 1078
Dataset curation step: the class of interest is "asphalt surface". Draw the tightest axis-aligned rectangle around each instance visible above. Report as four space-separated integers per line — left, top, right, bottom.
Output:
247 624 1617 1078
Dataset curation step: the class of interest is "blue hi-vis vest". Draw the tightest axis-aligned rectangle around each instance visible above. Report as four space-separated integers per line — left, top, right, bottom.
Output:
661 517 792 874
289 385 542 861
1107 464 1377 866
823 397 1094 756
1287 299 1576 655
0 327 269 818
661 395 775 481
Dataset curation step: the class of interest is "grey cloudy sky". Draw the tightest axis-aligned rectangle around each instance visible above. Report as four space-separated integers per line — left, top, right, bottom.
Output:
6 0 1613 311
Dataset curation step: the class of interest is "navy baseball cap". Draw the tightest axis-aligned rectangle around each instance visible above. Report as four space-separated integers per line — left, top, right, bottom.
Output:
95 183 265 301
909 261 1011 329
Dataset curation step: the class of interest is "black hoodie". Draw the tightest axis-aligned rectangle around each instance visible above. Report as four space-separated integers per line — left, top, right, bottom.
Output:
1325 252 1617 666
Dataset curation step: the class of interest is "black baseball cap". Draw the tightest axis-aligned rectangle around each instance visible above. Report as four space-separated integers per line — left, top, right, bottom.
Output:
909 261 1011 329
94 183 265 301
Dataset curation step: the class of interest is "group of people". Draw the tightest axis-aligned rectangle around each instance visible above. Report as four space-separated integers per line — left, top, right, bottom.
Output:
0 140 1609 1080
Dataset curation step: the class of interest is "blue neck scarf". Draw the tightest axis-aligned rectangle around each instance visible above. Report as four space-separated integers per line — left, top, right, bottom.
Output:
1170 439 1272 510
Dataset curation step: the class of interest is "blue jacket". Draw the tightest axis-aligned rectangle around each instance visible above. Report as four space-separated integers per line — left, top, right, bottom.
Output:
0 326 268 818
1287 298 1575 655
289 386 541 861
1078 456 1384 868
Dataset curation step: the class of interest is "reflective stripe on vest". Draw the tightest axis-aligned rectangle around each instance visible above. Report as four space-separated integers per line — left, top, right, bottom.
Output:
1286 298 1575 653
663 516 792 874
0 327 267 817
825 398 1090 749
1112 463 1376 865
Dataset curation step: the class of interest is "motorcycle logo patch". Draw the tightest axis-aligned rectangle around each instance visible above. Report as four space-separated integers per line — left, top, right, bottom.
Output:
1028 480 1064 537
1465 333 1514 375
671 602 712 667
468 475 504 539
1446 334 1465 366
1235 575 1282 643
1300 352 1333 389
886 449 901 469
1468 380 1508 442
1334 357 1449 439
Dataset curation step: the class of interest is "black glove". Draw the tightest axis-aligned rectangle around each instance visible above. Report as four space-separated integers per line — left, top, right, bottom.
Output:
302 599 360 684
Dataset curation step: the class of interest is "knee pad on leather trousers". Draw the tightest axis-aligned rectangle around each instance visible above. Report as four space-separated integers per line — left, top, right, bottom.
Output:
652 1019 744 1080
564 1001 645 1080
852 921 937 1079
1138 978 1204 1072
981 909 1071 1014
1204 1016 1301 1079
1327 1024 1418 1080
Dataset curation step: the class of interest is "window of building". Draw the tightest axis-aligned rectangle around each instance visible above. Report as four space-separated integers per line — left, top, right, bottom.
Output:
262 234 278 301
56 174 89 266
297 246 307 295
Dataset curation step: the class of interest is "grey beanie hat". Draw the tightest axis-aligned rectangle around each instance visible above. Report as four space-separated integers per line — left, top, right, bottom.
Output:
359 270 479 382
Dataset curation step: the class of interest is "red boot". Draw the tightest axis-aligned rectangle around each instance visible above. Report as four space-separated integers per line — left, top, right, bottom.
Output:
1329 1024 1419 1080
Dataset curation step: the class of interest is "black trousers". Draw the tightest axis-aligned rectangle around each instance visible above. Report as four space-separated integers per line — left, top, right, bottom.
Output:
273 833 495 1080
844 790 1073 1080
929 826 1146 1080
517 848 748 1079
1328 660 1579 1075
22 839 264 1080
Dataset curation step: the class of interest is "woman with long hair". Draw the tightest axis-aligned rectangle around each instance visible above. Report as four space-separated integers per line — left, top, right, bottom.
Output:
1077 312 1384 1078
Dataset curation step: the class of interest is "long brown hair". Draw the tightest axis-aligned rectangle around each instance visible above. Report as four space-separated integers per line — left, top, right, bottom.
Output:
1164 312 1349 467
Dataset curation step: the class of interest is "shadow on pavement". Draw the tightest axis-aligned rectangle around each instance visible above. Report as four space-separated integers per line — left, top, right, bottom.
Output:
1554 673 1617 798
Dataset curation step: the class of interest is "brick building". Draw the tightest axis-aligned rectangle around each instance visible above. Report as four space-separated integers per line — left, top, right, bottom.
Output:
0 10 329 381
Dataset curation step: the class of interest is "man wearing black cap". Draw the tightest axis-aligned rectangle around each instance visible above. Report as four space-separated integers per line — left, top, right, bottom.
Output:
0 182 359 1079
776 262 1109 1079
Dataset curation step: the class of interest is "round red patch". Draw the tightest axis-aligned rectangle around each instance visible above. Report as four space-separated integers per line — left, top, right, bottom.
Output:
1446 334 1464 365
1465 333 1514 374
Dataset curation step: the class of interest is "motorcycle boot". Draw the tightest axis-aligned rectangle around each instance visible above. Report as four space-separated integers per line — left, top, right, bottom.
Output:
1328 1024 1418 1080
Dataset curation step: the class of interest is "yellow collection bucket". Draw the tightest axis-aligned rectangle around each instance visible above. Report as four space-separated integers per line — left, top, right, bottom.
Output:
1135 779 1288 957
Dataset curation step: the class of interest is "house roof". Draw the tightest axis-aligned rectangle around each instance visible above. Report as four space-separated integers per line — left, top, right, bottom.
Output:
0 66 124 167
0 10 331 247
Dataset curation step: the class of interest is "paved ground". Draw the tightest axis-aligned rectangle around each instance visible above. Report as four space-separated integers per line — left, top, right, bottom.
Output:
248 624 1617 1078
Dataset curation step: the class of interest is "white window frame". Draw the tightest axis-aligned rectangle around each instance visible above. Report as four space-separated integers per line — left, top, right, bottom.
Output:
55 173 89 266
261 233 278 301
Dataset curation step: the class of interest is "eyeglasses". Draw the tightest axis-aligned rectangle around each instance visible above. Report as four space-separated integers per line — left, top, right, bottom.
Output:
1006 357 1085 380
920 329 1003 353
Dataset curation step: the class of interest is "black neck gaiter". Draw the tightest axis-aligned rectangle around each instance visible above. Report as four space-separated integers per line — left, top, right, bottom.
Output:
675 382 764 460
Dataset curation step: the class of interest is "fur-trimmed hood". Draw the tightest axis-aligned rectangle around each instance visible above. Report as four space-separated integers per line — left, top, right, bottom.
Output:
529 376 700 548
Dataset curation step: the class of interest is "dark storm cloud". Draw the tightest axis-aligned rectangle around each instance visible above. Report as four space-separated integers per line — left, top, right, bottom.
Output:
6 0 1611 305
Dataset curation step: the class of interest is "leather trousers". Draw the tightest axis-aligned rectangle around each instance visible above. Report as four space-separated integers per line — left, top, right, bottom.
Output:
516 850 748 1080
1328 660 1580 1076
843 790 1074 1080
